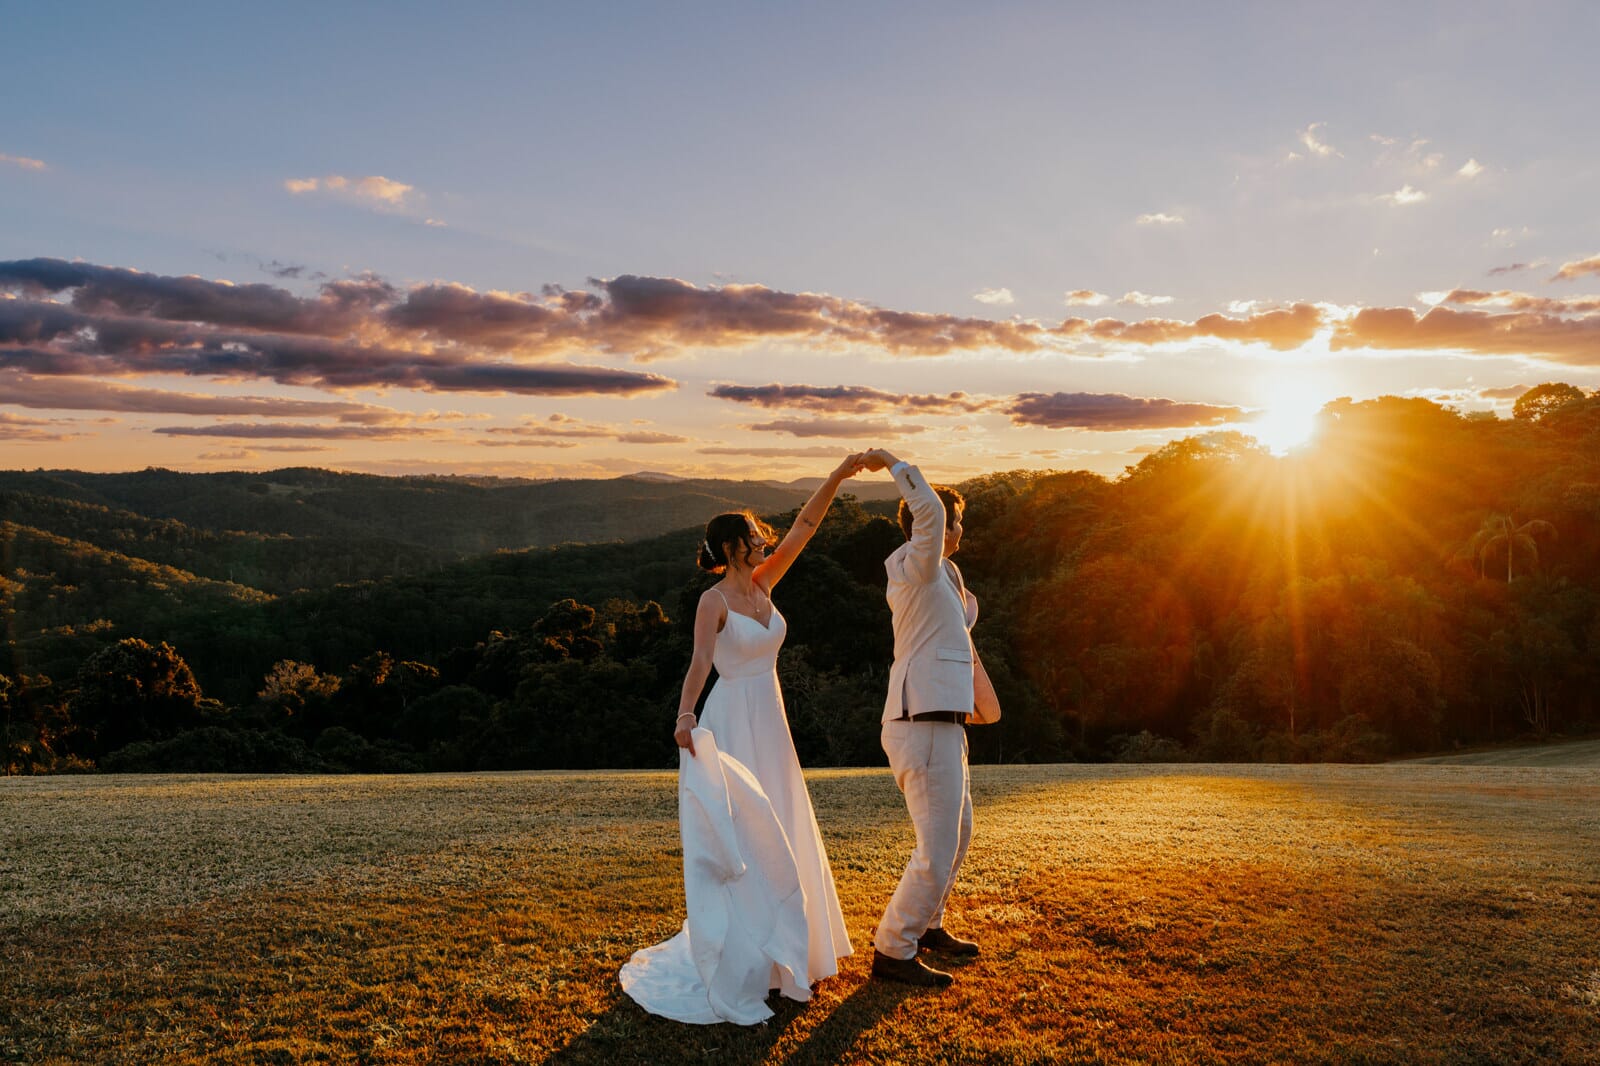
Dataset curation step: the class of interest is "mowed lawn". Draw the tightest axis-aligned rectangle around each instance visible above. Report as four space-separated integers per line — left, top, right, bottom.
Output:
3 760 1599 1065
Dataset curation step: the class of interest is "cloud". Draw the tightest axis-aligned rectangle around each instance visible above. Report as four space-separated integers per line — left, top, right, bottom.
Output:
1479 384 1532 400
0 256 392 334
1059 303 1325 350
709 383 994 415
0 256 1328 408
1135 213 1184 226
1439 289 1600 314
744 417 926 438
285 174 415 206
1552 255 1600 282
973 287 1014 305
1333 305 1600 364
1300 123 1340 159
0 410 81 441
1007 391 1245 430
1379 185 1428 206
1118 291 1175 307
0 153 47 171
1488 261 1542 276
198 449 256 461
0 261 677 398
153 423 448 440
696 445 844 458
577 274 1060 358
0 370 418 422
485 415 689 445
1065 290 1109 307
475 438 580 449
1456 158 1485 179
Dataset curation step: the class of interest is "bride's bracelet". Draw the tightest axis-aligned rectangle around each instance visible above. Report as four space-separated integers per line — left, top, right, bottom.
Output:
676 712 696 724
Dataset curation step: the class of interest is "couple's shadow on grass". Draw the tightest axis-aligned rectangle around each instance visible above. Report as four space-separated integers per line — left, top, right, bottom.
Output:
546 974 923 1065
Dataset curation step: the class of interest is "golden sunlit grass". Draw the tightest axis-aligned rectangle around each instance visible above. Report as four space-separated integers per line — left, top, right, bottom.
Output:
3 766 1599 1064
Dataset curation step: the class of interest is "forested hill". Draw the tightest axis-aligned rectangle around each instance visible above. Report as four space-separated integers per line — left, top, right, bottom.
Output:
0 467 898 554
5 392 1600 775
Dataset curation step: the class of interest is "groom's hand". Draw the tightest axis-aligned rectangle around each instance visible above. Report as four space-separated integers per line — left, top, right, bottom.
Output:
862 448 896 472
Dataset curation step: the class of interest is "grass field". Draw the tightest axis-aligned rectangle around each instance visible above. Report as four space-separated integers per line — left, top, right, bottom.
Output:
3 762 1598 1065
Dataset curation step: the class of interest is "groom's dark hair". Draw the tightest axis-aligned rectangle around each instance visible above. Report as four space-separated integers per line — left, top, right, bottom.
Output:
897 486 965 541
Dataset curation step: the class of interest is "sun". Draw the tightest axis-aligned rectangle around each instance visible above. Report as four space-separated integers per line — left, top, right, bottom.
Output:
1249 381 1329 455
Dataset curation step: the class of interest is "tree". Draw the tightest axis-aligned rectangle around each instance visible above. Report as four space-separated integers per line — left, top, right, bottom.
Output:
1462 514 1557 582
254 660 341 737
1513 382 1586 422
71 638 212 757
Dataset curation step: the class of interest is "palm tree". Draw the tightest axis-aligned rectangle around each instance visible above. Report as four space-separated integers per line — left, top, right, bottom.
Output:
1460 514 1557 582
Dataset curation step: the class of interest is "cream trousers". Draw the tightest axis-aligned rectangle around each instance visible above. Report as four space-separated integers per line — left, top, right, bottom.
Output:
873 720 973 960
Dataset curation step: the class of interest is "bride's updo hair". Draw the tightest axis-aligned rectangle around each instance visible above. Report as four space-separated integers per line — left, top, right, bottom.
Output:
698 511 776 572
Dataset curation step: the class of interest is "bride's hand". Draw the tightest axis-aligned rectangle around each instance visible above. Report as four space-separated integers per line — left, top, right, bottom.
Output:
834 452 866 480
675 716 697 756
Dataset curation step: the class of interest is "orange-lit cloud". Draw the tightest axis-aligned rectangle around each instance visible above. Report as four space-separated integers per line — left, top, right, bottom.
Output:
1065 290 1108 306
1333 305 1600 363
485 414 688 445
1062 303 1324 350
1479 383 1532 400
1008 391 1245 430
1118 291 1174 307
0 410 83 441
0 259 1331 388
1552 255 1600 282
697 445 844 458
475 438 579 449
709 383 995 415
973 287 1014 305
285 174 415 206
0 153 47 171
744 417 926 438
0 370 417 422
1440 289 1600 314
153 423 449 440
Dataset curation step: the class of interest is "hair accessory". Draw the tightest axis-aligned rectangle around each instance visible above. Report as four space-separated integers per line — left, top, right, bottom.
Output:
703 538 715 559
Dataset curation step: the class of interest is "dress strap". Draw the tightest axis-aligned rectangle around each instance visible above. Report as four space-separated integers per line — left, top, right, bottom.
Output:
709 586 729 607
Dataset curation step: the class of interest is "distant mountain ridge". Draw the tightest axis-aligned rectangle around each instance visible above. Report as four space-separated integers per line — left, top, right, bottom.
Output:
0 467 901 556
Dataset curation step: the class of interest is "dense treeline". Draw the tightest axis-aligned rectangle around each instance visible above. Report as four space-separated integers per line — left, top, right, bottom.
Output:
4 389 1599 773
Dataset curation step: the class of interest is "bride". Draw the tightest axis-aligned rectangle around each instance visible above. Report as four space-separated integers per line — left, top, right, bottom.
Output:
620 454 862 1024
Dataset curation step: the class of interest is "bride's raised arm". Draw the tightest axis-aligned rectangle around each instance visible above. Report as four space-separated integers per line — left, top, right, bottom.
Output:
754 452 864 590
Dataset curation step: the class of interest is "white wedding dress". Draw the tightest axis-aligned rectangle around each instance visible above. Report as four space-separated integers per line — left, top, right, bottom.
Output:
620 603 853 1024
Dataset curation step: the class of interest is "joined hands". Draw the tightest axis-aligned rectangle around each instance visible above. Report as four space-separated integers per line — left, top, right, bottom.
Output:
861 448 897 472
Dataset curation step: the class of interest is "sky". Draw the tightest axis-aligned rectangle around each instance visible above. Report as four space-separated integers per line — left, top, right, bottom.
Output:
4 1 1600 482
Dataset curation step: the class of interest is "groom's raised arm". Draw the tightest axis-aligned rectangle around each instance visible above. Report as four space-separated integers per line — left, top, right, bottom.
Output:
867 449 945 586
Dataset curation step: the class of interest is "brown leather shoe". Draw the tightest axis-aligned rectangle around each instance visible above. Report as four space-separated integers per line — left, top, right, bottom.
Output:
871 949 953 987
918 926 980 957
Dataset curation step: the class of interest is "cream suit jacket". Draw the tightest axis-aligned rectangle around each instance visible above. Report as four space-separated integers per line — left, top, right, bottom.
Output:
880 462 978 723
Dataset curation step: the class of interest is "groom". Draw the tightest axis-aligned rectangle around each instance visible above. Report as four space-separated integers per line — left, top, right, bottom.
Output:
862 448 987 988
